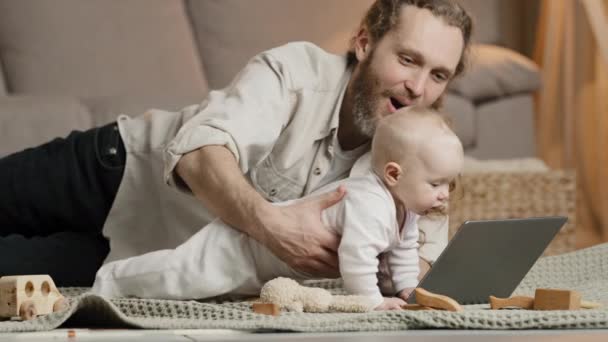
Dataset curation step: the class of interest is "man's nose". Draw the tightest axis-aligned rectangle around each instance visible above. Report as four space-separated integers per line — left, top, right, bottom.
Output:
438 185 449 201
404 70 427 99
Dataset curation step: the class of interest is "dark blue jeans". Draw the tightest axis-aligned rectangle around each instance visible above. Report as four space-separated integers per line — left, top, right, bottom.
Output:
0 122 125 286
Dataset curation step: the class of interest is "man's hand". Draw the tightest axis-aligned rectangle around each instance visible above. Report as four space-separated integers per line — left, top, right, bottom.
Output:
376 256 431 295
257 186 346 278
376 252 394 295
397 287 416 303
375 297 406 311
177 145 345 278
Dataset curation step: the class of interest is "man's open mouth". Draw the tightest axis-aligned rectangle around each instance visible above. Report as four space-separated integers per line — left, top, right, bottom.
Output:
390 97 406 110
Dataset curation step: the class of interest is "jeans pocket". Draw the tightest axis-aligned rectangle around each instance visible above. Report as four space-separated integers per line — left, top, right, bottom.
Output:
95 123 126 170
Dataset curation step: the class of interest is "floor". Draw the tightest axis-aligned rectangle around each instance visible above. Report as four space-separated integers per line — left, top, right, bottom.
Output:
1 329 608 341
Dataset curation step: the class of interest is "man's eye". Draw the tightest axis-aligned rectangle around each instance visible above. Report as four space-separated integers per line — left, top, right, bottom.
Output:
433 73 448 82
400 55 414 64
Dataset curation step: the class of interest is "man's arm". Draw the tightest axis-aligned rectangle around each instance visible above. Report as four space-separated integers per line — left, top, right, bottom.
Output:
176 145 344 278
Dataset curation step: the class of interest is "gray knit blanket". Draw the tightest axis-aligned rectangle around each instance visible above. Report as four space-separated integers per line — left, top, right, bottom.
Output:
2 243 607 332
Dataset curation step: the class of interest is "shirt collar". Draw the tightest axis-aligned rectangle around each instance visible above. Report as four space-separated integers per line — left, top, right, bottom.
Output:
313 67 352 141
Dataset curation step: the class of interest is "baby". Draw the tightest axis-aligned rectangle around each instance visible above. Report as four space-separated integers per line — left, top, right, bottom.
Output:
92 107 464 310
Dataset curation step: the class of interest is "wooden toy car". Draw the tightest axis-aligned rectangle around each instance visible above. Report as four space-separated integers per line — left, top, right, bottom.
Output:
0 275 66 320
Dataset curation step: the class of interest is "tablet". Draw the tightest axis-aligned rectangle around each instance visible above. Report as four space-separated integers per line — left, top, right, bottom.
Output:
408 216 568 305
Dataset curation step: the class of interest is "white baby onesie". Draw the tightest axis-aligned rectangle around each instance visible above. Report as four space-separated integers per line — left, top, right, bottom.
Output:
92 169 419 307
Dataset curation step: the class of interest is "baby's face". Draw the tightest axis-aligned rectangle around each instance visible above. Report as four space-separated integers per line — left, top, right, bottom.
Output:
395 138 463 215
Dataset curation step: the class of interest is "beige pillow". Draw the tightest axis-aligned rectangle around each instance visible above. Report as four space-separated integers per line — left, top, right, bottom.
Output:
0 1 207 100
187 0 372 90
449 44 541 101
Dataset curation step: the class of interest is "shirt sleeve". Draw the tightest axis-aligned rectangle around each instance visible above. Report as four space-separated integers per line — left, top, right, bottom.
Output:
164 51 295 187
417 215 449 264
338 191 393 308
388 213 420 293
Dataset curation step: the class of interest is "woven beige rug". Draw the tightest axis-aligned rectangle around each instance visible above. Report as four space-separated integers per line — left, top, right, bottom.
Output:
1 243 607 333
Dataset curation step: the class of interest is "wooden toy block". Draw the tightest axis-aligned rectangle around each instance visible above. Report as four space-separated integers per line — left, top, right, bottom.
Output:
533 289 581 310
489 292 601 311
252 302 280 316
489 295 535 310
414 288 463 312
401 303 434 311
0 275 66 320
581 300 602 309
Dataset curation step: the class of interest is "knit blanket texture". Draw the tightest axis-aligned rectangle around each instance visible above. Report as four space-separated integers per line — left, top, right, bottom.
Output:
1 243 607 332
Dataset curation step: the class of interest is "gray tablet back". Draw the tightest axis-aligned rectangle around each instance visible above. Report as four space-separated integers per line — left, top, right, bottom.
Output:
408 216 568 305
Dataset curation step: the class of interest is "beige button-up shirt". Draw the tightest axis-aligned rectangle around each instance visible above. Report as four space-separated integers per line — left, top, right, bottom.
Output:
102 42 447 264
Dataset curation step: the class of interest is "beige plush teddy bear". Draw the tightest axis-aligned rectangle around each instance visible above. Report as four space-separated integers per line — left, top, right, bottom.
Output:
259 277 376 313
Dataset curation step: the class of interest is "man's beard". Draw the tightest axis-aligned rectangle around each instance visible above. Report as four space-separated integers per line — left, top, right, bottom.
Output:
349 55 445 138
350 54 383 139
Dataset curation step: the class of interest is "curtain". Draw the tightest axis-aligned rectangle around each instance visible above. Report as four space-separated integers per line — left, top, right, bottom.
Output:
534 0 608 248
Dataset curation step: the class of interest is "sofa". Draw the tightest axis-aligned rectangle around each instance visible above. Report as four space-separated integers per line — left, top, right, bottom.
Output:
0 0 540 159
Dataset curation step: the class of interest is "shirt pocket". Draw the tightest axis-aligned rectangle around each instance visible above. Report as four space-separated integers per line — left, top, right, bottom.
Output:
250 155 306 202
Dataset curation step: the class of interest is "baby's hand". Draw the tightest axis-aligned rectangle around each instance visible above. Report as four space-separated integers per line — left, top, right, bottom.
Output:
397 287 416 302
375 297 406 311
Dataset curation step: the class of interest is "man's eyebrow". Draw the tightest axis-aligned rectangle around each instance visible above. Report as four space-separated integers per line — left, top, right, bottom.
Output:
399 47 455 78
399 47 424 61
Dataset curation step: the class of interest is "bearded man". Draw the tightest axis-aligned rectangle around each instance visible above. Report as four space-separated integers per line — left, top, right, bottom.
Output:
0 0 472 286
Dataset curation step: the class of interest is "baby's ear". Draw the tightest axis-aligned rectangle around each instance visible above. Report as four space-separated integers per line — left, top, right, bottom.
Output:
384 162 402 186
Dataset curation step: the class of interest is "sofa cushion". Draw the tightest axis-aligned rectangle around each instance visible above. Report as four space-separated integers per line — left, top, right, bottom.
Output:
0 0 208 104
187 0 373 90
463 155 548 173
443 93 476 149
470 94 536 159
449 44 541 102
0 96 93 157
80 94 206 127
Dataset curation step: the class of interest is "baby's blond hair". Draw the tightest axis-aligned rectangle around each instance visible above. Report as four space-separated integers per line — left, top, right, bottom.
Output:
371 108 460 176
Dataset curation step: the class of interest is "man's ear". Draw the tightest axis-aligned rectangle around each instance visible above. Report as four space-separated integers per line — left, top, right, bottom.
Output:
383 162 403 186
354 27 371 62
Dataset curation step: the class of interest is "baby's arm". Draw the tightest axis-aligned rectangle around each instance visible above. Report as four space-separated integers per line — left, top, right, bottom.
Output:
337 193 396 309
339 228 388 308
388 215 420 302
